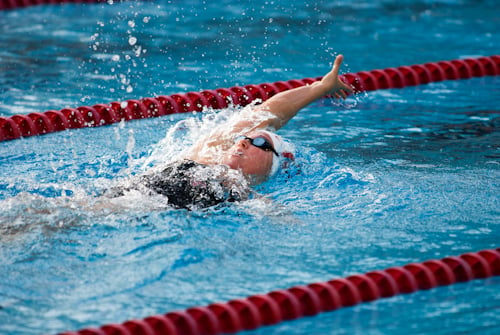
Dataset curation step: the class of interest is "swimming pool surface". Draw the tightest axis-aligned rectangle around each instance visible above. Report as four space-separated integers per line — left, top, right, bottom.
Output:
1 0 499 334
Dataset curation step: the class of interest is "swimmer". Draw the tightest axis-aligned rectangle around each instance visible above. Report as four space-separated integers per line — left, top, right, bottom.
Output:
107 55 353 209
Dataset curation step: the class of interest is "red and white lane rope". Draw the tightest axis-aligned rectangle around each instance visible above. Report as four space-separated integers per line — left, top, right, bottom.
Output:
58 248 500 335
1 55 498 142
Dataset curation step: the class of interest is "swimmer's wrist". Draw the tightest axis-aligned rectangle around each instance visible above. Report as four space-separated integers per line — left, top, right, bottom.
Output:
311 81 332 97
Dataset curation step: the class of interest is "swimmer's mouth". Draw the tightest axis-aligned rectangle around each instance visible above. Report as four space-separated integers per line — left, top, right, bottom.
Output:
231 151 244 157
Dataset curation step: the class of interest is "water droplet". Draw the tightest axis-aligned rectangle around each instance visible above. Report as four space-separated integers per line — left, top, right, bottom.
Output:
128 36 137 46
134 46 142 57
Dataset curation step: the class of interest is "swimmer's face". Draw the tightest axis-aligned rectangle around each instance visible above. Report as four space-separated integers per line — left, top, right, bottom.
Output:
223 131 275 183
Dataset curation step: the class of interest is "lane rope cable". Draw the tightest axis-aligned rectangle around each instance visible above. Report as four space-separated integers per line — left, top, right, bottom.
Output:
58 248 500 335
1 55 499 142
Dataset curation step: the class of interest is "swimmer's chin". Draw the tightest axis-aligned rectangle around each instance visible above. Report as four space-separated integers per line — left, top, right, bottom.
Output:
220 161 268 185
247 174 268 185
221 154 242 170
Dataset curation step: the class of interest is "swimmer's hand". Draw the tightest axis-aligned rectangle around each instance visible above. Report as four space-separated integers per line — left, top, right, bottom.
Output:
319 54 353 99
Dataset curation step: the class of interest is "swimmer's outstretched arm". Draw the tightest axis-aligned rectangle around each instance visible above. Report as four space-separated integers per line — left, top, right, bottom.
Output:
257 54 353 130
187 55 352 162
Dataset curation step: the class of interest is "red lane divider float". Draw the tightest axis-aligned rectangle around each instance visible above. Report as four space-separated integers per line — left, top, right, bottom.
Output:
1 55 499 142
59 248 500 335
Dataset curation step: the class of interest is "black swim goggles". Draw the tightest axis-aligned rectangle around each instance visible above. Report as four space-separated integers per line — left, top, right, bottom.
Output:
234 135 279 157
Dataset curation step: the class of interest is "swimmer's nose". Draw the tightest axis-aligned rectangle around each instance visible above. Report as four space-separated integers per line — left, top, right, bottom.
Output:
236 137 250 149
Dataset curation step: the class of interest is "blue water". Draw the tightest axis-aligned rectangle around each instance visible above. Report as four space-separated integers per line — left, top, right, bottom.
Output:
1 0 499 334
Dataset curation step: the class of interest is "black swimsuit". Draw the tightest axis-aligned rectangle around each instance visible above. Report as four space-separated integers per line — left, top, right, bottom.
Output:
107 160 248 209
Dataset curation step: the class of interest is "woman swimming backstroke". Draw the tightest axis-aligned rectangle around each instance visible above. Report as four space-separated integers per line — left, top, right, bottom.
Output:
108 55 353 209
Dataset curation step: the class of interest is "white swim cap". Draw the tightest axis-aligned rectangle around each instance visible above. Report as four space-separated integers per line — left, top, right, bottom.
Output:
258 130 295 175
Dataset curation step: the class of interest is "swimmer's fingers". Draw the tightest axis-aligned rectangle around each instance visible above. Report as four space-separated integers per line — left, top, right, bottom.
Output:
331 54 343 76
322 55 343 85
331 78 353 100
333 89 348 100
321 54 354 98
339 76 354 95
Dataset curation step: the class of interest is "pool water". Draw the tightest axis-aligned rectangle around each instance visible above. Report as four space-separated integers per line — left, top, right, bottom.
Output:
1 0 499 334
